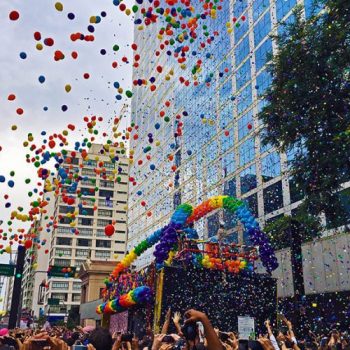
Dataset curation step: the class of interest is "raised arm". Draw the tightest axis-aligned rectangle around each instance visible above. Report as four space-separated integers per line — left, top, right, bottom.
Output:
184 309 223 350
161 308 172 335
172 311 183 336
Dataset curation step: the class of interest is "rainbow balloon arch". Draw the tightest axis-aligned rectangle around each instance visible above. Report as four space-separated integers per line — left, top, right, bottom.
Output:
96 195 278 315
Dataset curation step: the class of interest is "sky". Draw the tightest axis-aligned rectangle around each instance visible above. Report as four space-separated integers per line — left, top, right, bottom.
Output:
0 0 134 298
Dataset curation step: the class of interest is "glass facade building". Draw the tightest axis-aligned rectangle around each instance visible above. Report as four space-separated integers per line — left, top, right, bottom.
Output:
128 0 325 269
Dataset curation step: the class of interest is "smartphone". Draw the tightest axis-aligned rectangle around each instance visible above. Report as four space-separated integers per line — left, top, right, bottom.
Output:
219 332 230 342
31 339 50 349
121 334 133 342
72 346 87 350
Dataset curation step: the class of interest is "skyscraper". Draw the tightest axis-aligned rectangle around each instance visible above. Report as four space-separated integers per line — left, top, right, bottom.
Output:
43 144 129 319
127 0 331 271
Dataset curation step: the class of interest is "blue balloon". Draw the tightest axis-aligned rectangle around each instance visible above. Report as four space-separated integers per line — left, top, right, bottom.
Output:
38 75 46 84
19 52 27 59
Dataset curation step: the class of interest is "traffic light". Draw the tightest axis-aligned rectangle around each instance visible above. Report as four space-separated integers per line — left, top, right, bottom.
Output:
15 272 22 278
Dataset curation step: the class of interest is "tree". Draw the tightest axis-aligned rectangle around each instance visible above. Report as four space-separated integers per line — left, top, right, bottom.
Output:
264 207 322 250
259 0 350 226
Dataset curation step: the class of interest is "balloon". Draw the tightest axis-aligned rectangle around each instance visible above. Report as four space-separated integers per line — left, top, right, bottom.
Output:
65 84 71 93
55 2 63 11
9 11 20 21
104 224 115 237
38 75 46 84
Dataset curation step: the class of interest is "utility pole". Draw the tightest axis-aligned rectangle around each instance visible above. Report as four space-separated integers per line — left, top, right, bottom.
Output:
8 246 26 329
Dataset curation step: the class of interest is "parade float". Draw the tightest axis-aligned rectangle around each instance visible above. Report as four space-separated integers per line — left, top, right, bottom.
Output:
96 195 279 334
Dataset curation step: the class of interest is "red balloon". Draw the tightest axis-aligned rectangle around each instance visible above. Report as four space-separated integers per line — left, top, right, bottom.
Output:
24 240 33 249
104 224 115 237
9 11 20 21
34 31 41 41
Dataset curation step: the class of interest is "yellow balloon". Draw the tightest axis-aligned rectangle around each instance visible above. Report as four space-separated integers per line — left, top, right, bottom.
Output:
36 43 43 51
65 84 71 93
55 2 63 11
5 246 11 254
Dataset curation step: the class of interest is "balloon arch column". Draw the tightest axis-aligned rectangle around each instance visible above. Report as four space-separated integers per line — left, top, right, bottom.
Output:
96 195 278 316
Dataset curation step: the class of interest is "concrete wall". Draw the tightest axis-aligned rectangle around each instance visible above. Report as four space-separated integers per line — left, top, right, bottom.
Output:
256 232 350 298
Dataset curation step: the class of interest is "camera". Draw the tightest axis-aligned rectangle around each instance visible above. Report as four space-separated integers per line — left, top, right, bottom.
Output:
121 333 133 342
181 322 197 341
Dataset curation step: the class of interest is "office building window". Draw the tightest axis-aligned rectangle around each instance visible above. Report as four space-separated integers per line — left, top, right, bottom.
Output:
52 282 69 290
235 19 249 42
73 282 81 290
235 36 250 67
98 209 113 217
253 0 270 20
79 207 94 216
207 213 220 238
56 248 71 257
59 206 75 214
240 164 257 194
59 217 71 225
78 228 93 236
100 180 114 188
77 239 91 247
260 128 273 153
95 250 111 259
56 237 72 246
254 12 271 46
245 193 259 217
261 152 281 182
263 181 283 214
83 160 97 167
96 240 112 248
289 177 304 203
80 187 96 196
82 169 96 177
237 85 252 114
72 294 81 302
239 138 256 167
54 259 71 267
236 59 251 90
238 110 254 141
97 219 112 227
255 38 272 72
76 249 89 257
221 127 234 154
276 0 297 21
74 260 85 268
51 293 67 301
234 0 247 16
256 69 272 97
99 189 114 198
78 218 94 226
57 226 72 234
223 178 237 202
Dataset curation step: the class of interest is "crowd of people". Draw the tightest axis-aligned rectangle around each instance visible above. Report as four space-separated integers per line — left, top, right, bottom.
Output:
0 309 348 350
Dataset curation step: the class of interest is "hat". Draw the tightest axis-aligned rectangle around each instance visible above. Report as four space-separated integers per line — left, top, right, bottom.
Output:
0 328 9 336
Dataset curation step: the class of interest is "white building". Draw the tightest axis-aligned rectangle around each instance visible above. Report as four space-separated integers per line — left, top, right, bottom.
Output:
22 190 55 319
44 143 129 319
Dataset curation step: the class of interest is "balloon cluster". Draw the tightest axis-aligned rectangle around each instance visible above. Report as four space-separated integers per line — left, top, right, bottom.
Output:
110 228 163 278
153 203 193 268
200 255 253 273
110 196 277 276
96 286 152 315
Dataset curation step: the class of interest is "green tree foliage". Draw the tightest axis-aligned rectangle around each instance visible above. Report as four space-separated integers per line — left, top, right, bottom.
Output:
259 0 350 226
264 207 322 249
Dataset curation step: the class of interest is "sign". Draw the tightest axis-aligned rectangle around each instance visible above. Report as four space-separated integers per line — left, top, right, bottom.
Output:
48 298 60 306
47 265 76 278
238 316 255 340
0 264 15 277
